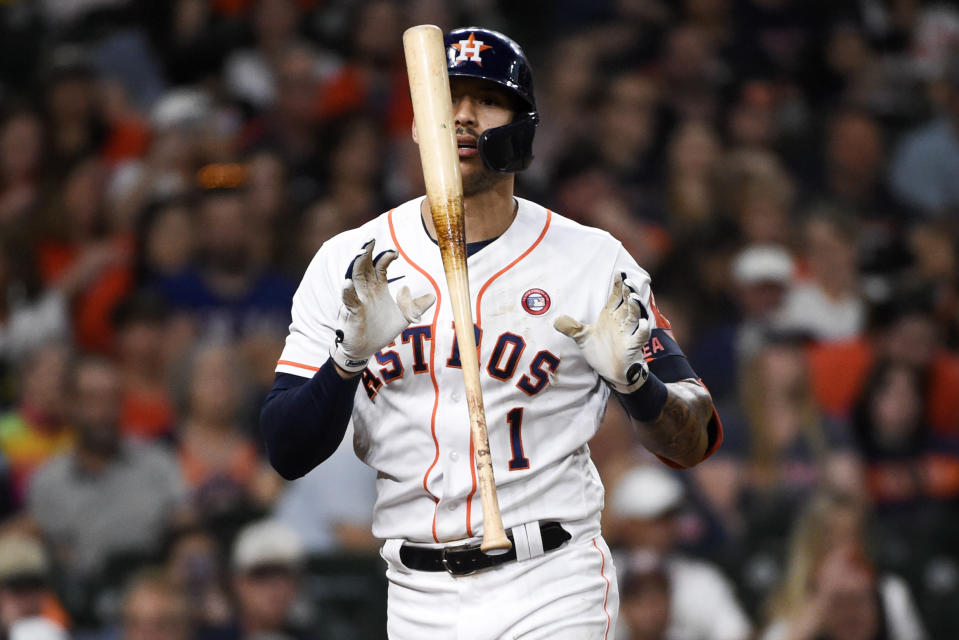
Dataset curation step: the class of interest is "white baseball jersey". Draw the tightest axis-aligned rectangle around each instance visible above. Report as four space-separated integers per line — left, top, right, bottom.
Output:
276 196 678 545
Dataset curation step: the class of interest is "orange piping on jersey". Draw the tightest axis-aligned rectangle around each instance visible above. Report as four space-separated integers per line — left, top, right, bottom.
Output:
466 209 552 537
276 359 320 372
474 209 553 325
592 538 611 640
389 208 443 543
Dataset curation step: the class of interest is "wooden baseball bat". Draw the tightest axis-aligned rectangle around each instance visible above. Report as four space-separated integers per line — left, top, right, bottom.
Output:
402 24 511 554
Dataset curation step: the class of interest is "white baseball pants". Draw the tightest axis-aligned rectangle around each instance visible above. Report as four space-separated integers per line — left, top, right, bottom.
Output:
381 533 619 639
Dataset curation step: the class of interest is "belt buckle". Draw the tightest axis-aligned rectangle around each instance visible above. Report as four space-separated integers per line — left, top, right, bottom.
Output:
440 544 477 576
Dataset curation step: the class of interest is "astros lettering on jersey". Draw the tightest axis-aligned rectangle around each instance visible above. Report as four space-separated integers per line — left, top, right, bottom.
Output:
276 197 673 544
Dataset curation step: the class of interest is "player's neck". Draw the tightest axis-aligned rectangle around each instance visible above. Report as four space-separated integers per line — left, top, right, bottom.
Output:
422 179 516 244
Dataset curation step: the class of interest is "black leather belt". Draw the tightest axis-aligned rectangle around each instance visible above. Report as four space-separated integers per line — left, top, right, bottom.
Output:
399 522 571 576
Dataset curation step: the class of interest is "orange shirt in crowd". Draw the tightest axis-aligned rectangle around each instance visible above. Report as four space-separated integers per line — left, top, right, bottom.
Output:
36 235 134 354
101 118 151 166
866 452 959 506
178 438 260 490
806 339 959 437
314 65 414 137
120 389 176 441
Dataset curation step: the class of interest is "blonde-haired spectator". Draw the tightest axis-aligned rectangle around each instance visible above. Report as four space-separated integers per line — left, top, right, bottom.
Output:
761 490 926 640
736 339 863 528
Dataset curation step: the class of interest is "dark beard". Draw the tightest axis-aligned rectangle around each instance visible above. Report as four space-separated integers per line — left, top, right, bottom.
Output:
462 165 508 196
78 424 120 457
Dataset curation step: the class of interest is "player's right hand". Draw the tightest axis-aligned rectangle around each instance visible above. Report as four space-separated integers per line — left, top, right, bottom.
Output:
330 239 436 373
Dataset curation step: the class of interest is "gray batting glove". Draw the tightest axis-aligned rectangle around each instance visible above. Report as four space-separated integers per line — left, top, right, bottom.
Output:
331 239 436 373
553 272 652 393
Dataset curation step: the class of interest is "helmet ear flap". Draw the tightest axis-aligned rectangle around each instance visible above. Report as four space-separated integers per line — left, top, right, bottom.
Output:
477 112 539 173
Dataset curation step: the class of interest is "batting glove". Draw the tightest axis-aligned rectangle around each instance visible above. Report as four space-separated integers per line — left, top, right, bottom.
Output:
331 240 436 373
553 272 652 393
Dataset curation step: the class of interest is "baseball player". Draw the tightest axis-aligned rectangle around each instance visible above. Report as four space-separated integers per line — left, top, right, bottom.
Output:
261 27 722 640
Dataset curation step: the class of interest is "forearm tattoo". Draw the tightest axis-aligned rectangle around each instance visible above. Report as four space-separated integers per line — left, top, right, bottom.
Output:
633 380 713 467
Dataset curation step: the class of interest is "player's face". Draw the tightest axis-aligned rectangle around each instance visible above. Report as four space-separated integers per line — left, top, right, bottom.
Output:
449 77 514 195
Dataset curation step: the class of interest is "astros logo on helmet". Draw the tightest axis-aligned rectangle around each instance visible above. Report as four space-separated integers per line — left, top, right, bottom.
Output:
451 32 492 65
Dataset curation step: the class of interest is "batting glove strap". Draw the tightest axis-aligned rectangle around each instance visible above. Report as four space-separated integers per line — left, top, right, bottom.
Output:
616 370 669 422
330 332 370 374
332 239 436 375
613 359 651 394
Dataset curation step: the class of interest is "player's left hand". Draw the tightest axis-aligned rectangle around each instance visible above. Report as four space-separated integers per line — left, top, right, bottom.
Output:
553 272 651 393
331 239 436 373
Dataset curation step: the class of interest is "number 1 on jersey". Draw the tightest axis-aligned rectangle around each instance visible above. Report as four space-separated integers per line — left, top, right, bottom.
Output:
506 407 529 470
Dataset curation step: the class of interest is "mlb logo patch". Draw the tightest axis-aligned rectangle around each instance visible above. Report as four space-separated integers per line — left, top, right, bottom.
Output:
521 289 550 315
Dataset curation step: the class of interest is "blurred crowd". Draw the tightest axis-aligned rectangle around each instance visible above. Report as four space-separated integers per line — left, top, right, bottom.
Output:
0 0 958 638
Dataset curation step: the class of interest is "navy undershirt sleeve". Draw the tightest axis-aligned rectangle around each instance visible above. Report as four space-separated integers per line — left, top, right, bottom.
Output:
259 359 361 480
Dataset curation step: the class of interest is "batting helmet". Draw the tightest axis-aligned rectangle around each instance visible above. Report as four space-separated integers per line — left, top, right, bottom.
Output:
444 27 539 173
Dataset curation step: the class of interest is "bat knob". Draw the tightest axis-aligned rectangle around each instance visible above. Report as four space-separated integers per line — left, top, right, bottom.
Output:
481 532 512 555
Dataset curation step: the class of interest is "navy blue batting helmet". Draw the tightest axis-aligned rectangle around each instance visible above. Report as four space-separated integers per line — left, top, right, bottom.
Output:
444 27 539 173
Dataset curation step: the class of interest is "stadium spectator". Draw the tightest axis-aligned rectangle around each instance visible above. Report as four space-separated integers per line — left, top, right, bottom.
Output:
162 526 231 632
28 357 188 589
889 52 959 217
175 342 278 518
616 551 672 640
110 89 215 225
816 110 892 222
779 212 866 341
215 519 313 640
609 464 753 640
223 0 306 112
240 43 325 202
729 153 795 246
0 534 68 636
134 198 197 288
0 108 45 230
244 149 292 270
691 243 795 403
313 1 410 137
112 294 176 441
666 119 722 233
851 361 959 537
0 235 69 405
151 184 295 344
34 156 134 353
0 342 72 509
761 490 925 640
118 569 194 640
808 294 959 436
39 46 106 178
725 337 863 544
